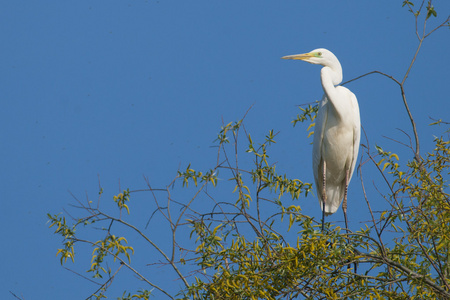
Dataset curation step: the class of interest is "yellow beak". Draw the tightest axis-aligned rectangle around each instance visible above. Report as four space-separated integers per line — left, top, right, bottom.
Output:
281 52 314 60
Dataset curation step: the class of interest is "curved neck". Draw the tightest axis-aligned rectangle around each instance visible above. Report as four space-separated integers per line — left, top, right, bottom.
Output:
320 62 342 99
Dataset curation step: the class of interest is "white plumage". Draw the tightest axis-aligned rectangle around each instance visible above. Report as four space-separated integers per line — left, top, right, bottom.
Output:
283 48 360 220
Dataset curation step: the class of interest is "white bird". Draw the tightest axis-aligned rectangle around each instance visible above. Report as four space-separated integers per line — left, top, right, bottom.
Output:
282 48 360 230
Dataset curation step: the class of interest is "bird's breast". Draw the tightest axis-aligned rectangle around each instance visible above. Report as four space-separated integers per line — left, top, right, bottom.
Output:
321 115 355 182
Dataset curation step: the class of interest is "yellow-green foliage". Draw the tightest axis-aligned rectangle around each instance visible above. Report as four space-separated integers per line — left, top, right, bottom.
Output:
181 121 450 299
114 189 131 214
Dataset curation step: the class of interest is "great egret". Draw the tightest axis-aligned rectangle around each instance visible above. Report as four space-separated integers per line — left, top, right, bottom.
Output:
282 48 361 230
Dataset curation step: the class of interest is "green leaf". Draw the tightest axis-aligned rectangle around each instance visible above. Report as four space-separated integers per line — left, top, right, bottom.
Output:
426 5 437 19
402 0 413 7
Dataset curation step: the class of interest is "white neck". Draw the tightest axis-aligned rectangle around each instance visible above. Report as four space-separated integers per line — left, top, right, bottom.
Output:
320 60 343 100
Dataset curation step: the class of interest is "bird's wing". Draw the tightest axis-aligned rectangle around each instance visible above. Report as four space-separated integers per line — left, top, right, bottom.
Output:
349 91 361 182
312 95 328 193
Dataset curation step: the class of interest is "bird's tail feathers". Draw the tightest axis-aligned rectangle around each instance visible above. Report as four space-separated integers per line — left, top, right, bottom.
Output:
319 185 344 216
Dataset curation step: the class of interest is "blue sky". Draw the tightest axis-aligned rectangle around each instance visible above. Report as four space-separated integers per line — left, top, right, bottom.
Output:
1 1 449 299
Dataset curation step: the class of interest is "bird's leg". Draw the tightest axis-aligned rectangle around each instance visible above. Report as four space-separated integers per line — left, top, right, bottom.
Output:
343 168 357 272
343 168 349 231
321 161 327 232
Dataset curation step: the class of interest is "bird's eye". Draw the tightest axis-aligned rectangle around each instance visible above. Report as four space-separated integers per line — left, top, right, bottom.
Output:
317 52 322 57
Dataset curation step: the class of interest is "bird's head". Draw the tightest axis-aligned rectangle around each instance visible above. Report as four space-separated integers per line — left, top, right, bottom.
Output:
281 48 338 67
